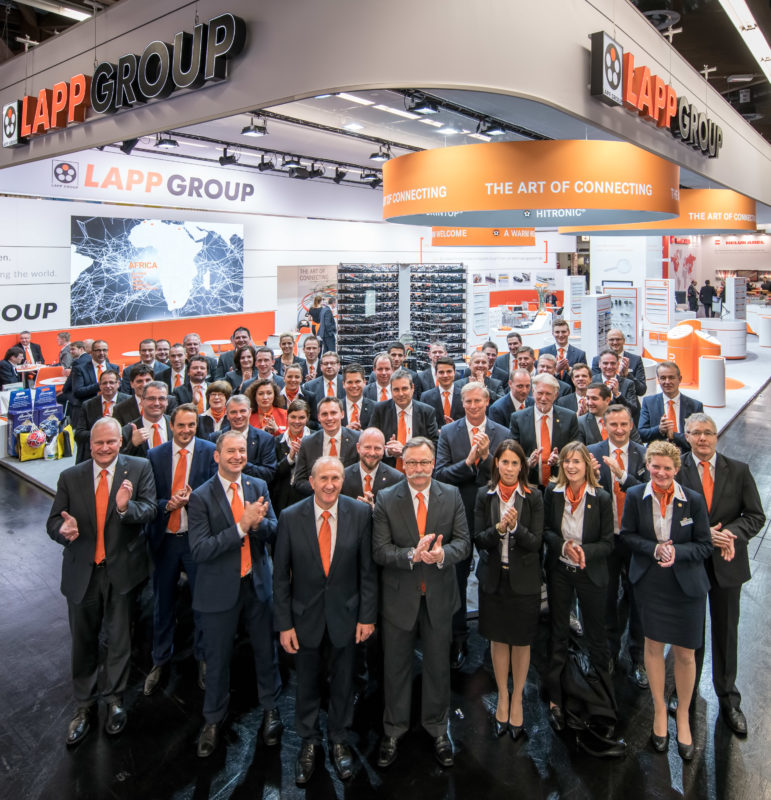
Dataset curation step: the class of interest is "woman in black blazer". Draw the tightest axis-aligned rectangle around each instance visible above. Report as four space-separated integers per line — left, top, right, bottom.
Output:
543 441 614 733
620 440 712 760
224 344 257 393
474 440 544 740
270 398 312 517
196 381 232 439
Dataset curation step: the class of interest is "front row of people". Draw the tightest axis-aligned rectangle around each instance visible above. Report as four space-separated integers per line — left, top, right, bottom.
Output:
47 403 763 782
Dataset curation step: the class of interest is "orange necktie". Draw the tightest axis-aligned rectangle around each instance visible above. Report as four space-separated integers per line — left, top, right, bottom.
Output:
396 410 407 472
102 400 112 417
599 418 608 440
442 391 451 418
194 387 204 414
94 469 108 564
24 346 33 363
229 482 252 577
350 403 359 424
167 448 188 533
97 364 104 380
700 461 713 511
667 399 678 433
174 372 182 388
364 473 373 494
416 492 427 593
318 510 332 575
152 423 162 448
613 448 626 528
328 437 338 457
380 387 387 402
326 380 334 397
540 414 551 485
471 426 480 465
308 364 315 379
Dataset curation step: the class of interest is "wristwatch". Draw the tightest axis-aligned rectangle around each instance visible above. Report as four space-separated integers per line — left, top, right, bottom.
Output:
406 547 415 568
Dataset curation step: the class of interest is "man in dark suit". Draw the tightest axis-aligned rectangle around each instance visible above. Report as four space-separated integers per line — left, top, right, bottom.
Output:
577 383 616 446
75 370 128 463
302 336 322 382
56 331 72 369
559 363 593 415
155 339 171 366
699 280 716 318
120 381 172 457
591 329 646 396
172 355 210 412
415 341 449 396
167 343 187 390
211 394 277 484
491 331 523 384
678 413 765 735
58 341 89 414
435 382 511 668
143 405 218 697
370 369 439 469
595 349 640 423
274 331 306 378
216 326 252 378
340 363 374 430
242 347 286 396
455 351 505 402
293 397 360 496
638 361 703 451
47 417 156 745
72 339 121 408
488 368 533 427
538 319 587 385
301 351 342 420
274 457 377 784
0 345 24 388
373 437 471 769
588 404 649 689
510 374 580 487
113 364 155 426
183 332 217 379
420 357 464 429
363 353 393 403
341 427 404 504
188 430 283 757
317 298 337 354
535 353 572 397
119 339 171 393
17 329 45 366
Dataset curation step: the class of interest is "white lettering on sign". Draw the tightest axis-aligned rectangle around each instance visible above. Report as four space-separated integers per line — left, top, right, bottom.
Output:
383 186 447 206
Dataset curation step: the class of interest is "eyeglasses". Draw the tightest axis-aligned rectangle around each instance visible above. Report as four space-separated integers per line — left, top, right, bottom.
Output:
403 459 434 468
688 430 717 437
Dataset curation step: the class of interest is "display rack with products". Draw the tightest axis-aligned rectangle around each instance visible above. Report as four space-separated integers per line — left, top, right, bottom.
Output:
602 286 639 346
579 294 612 361
723 276 747 321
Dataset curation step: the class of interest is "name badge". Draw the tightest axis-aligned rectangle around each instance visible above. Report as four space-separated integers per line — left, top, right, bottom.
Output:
680 517 693 526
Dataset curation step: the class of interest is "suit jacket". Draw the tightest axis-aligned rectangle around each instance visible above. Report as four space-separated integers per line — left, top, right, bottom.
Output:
488 392 532 428
603 375 640 423
492 352 516 384
341 461 404 500
454 375 505 403
420 385 465 428
46 455 157 603
509 405 580 484
415 366 437 397
74 391 130 463
543 483 614 587
341 397 375 430
302 374 343 420
72 359 122 403
188 473 277 610
678 453 765 587
172 381 209 407
591 351 646 396
18 341 44 364
119 361 171 394
273 495 377 648
121 415 173 457
113 395 140 427
638 392 703 450
317 305 337 351
587 439 648 500
58 352 91 409
274 354 307 377
539 343 587 385
293 427 360 497
0 359 21 388
474 486 544 595
208 424 277 484
369 399 439 467
215 350 236 379
363 382 391 403
620 483 712 598
242 373 285 394
557 392 585 414
373 479 470 630
146 437 218 551
435 417 512 528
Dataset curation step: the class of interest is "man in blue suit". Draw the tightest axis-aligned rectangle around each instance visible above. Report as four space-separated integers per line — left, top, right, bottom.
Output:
538 319 587 386
419 357 465 429
488 368 533 427
638 361 703 452
71 339 121 412
591 329 647 396
188 430 283 758
143 404 217 697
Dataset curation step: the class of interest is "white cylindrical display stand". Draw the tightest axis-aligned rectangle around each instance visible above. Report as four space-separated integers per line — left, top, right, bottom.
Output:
758 315 771 348
699 356 726 408
642 357 658 397
699 319 747 359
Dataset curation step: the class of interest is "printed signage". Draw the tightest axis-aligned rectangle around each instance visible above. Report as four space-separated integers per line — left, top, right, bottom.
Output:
590 31 723 158
432 227 536 246
2 12 245 148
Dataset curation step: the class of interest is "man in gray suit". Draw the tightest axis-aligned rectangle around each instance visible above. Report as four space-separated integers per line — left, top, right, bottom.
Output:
47 417 156 746
373 437 470 769
341 427 403 505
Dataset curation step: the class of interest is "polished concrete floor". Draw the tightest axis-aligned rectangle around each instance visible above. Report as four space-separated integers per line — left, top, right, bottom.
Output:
1 387 770 800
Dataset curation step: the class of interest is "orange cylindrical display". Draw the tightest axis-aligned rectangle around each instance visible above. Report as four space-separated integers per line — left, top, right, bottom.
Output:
666 326 696 386
680 319 702 331
695 330 721 363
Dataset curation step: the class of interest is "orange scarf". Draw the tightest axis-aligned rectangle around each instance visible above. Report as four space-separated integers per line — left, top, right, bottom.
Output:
498 481 517 503
210 407 225 422
565 482 586 514
652 483 675 517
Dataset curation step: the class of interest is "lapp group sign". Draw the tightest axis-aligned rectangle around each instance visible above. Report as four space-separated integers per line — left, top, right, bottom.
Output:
590 31 723 158
2 13 245 148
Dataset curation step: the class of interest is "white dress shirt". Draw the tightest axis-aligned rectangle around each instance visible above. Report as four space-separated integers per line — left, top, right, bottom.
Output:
554 484 597 566
92 458 117 492
609 440 630 534
535 408 554 451
323 429 342 457
141 416 168 446
644 480 687 542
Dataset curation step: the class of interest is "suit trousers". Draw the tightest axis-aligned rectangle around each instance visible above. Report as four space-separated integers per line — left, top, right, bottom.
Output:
295 629 355 745
382 596 452 738
452 552 474 644
546 561 613 709
150 532 204 666
605 537 644 666
199 575 280 724
67 564 136 705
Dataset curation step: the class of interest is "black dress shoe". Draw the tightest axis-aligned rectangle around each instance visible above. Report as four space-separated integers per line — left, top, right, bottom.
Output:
197 723 220 758
548 705 565 732
295 742 317 785
331 742 354 780
650 729 669 752
144 664 164 696
722 706 748 736
450 642 467 671
433 734 454 767
576 729 626 758
508 723 525 742
376 735 399 768
631 663 649 689
197 660 207 691
677 739 695 761
493 717 507 737
260 708 283 746
104 702 127 736
66 707 94 746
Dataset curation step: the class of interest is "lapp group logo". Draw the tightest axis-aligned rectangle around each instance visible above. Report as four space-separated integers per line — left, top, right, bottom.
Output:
2 101 20 147
591 31 623 107
52 160 79 186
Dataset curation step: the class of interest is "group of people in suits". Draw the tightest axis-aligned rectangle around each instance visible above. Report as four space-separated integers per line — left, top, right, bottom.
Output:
44 320 764 783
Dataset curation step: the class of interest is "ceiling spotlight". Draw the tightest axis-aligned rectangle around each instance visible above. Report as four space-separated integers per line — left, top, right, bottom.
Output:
361 171 382 188
479 120 506 136
257 155 275 171
155 133 179 149
282 155 303 169
333 167 347 184
438 123 461 135
119 138 139 155
407 94 439 114
219 147 238 166
308 163 325 178
288 166 311 179
726 74 755 84
369 145 391 162
241 116 268 137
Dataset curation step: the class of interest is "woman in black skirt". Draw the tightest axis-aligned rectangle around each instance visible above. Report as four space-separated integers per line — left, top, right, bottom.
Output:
474 440 543 739
620 440 712 760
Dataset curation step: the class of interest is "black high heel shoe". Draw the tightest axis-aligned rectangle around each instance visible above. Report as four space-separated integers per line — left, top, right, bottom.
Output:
508 722 525 741
650 729 669 752
677 739 695 760
493 717 507 737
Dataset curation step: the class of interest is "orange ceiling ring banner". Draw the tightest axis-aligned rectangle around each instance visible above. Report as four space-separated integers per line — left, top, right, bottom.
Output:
559 188 756 235
431 226 536 246
382 140 680 228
